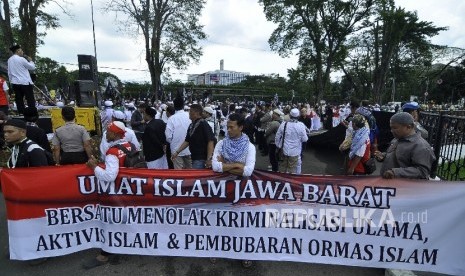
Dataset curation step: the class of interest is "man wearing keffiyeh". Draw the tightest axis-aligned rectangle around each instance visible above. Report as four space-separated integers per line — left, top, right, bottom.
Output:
211 113 256 177
210 112 256 268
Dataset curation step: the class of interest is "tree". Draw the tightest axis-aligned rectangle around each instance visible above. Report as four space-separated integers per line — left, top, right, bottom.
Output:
0 0 14 59
287 67 314 102
0 0 68 59
340 0 446 103
369 0 446 102
104 0 207 102
259 0 374 102
35 56 66 88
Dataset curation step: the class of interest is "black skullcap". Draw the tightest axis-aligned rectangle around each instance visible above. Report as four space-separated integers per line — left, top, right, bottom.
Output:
144 106 157 117
4 119 27 129
9 44 21 52
390 112 414 126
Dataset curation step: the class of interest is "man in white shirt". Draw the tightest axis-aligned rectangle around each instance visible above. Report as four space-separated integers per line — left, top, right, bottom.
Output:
212 113 256 177
85 121 129 269
275 108 308 174
204 106 220 142
155 103 169 123
100 100 114 129
165 97 192 169
99 110 140 160
7 44 36 114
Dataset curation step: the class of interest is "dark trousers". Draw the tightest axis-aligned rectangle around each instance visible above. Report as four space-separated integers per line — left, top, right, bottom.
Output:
256 130 264 151
61 151 88 165
166 143 174 169
12 84 35 114
301 142 307 157
0 105 9 115
256 130 268 154
268 143 278 172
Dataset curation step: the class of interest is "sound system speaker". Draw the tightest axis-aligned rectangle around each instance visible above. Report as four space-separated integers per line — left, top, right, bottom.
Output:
74 80 99 107
78 55 98 83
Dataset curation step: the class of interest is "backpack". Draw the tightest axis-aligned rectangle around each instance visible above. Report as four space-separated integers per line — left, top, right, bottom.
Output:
112 142 147 168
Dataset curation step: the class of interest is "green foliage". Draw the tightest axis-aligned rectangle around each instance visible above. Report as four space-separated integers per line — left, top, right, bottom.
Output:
104 0 207 101
123 81 152 99
439 159 465 181
260 0 374 101
342 0 447 103
0 0 67 59
429 64 465 104
34 56 71 90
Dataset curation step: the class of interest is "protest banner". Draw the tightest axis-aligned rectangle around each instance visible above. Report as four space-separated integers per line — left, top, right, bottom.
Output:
1 165 464 275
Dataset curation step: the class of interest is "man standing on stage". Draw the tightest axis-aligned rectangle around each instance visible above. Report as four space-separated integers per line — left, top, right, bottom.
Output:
7 44 36 114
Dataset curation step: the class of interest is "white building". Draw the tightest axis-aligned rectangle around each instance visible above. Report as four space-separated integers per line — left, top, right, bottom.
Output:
187 60 250 86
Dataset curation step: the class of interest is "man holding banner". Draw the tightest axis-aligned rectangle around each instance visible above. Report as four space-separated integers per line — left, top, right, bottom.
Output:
212 113 256 177
375 112 435 179
211 112 256 267
84 121 131 268
3 119 50 265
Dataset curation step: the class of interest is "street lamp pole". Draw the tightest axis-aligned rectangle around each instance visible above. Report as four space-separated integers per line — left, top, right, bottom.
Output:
391 78 396 102
90 0 98 60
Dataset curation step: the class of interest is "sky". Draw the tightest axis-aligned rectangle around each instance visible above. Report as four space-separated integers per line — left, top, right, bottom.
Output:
38 0 465 83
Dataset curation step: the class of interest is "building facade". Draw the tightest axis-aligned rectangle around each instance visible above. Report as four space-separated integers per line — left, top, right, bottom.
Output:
188 70 250 86
187 60 249 86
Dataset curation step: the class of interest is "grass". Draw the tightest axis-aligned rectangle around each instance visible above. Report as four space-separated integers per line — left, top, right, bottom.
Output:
438 158 465 181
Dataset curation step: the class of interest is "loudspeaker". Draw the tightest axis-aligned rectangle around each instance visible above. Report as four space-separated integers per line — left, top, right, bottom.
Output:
78 55 98 82
74 80 98 107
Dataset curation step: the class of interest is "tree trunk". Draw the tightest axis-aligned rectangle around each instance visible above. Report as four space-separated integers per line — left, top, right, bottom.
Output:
18 0 41 58
0 0 14 55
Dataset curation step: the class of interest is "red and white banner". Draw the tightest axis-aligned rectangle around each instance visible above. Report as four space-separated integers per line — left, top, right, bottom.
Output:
1 165 465 275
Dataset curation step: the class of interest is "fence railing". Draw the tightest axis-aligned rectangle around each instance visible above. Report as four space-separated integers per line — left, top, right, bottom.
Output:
420 111 465 180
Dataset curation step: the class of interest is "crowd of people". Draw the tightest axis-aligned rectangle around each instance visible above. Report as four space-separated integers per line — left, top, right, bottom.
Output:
0 43 439 269
0 44 436 179
0 94 437 179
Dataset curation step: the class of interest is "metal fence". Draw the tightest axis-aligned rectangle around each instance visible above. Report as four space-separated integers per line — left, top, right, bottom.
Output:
420 111 465 181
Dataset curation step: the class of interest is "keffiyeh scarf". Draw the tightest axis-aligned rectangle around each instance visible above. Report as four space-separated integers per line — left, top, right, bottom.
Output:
221 133 249 163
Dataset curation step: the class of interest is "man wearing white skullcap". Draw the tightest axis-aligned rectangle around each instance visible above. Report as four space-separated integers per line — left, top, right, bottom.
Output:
100 100 114 129
275 108 308 174
98 110 140 160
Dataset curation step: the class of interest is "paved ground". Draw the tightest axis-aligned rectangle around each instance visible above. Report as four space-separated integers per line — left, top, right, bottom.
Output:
0 145 386 276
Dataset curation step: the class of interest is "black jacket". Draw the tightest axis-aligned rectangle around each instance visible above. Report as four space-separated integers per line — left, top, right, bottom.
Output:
8 139 49 168
26 125 52 153
142 118 167 162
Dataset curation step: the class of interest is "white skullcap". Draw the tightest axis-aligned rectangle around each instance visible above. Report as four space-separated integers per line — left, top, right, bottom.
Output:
112 110 126 120
204 106 214 115
290 108 300 118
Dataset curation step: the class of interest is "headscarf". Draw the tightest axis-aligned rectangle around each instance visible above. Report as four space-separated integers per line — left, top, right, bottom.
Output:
107 121 126 136
349 126 370 159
